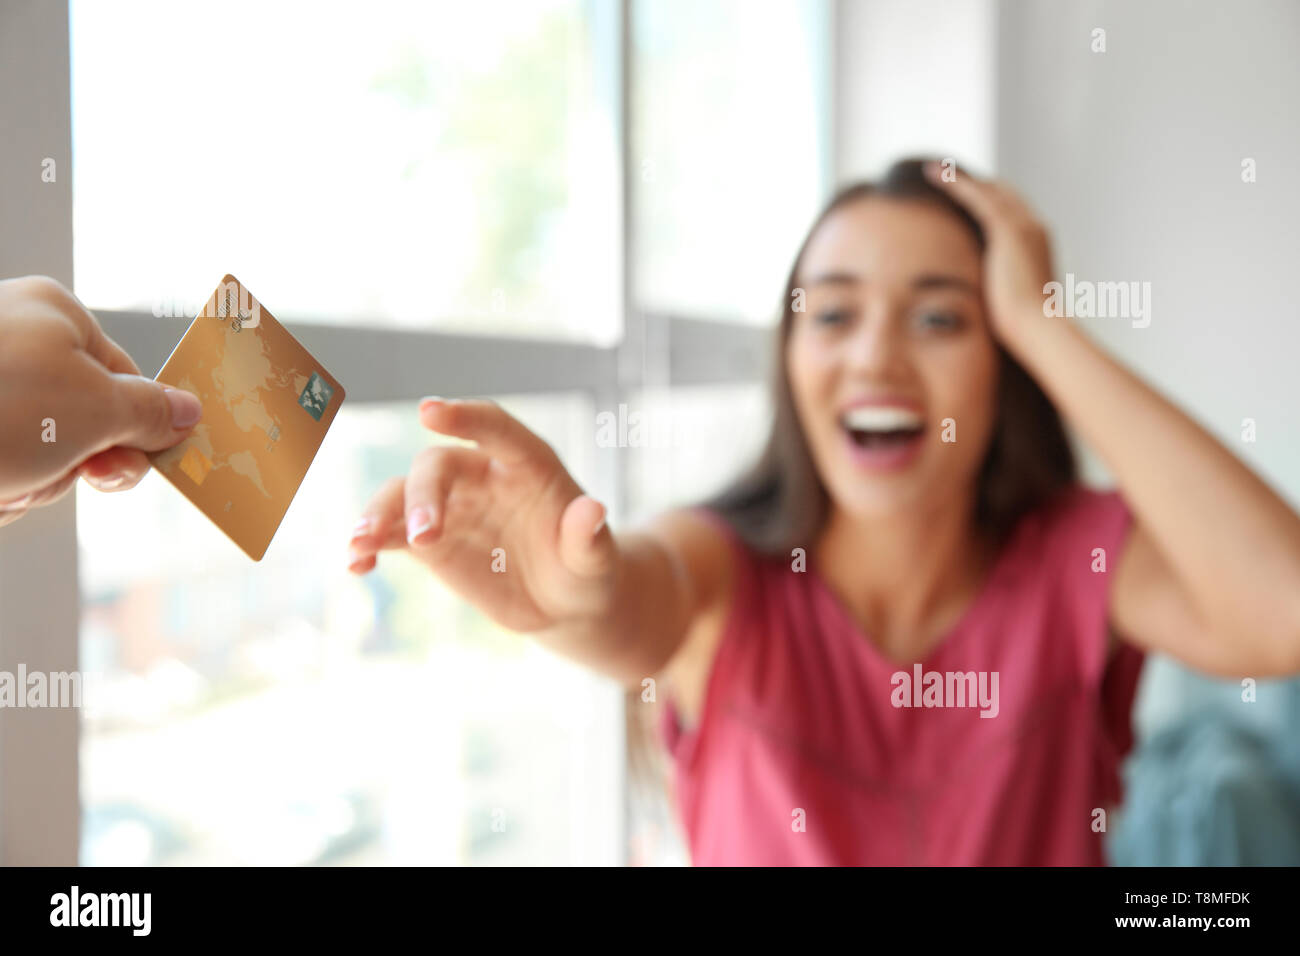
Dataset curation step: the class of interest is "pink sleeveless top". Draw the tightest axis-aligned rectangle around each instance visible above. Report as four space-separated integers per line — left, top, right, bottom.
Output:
659 486 1144 866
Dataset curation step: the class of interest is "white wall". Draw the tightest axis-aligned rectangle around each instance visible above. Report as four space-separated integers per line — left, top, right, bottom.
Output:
835 0 997 179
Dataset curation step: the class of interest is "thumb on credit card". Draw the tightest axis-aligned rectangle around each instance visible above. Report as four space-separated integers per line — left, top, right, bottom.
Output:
106 373 203 451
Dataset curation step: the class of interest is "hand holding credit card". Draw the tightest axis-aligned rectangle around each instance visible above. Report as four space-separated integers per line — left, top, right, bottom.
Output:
149 275 345 560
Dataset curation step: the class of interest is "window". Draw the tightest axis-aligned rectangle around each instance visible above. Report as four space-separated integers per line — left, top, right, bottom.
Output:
0 0 832 866
70 0 621 342
632 0 832 324
77 397 622 865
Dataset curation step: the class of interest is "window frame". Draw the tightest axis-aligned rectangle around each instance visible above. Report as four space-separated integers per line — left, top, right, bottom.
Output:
0 0 824 865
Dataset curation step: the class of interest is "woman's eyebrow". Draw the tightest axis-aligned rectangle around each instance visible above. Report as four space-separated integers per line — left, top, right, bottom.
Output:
802 271 979 293
803 271 860 287
912 273 980 294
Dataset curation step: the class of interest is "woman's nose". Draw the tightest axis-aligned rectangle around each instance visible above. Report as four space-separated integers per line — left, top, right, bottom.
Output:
844 306 907 376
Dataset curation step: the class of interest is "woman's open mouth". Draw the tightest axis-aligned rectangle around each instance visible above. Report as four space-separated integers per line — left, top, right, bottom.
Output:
840 405 926 471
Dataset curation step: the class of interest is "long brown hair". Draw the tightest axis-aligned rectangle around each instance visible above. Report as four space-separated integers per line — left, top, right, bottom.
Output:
704 158 1076 554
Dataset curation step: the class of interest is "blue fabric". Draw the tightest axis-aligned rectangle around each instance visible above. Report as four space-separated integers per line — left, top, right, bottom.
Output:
1110 717 1300 865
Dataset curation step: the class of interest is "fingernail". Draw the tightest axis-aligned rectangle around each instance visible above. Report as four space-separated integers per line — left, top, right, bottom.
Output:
88 474 127 491
352 517 372 538
593 516 607 536
407 506 434 543
419 396 444 412
347 549 371 572
165 387 202 429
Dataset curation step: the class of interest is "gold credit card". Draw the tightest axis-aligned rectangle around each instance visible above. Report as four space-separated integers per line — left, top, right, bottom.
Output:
149 275 345 560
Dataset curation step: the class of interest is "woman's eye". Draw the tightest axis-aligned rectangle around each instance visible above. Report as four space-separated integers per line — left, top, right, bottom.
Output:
915 310 963 332
814 308 851 328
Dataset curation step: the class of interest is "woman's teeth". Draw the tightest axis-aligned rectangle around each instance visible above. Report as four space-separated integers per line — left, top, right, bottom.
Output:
840 406 924 447
841 406 923 431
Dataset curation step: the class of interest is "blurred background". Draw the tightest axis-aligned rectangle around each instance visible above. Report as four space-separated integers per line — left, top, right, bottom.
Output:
1 0 1298 865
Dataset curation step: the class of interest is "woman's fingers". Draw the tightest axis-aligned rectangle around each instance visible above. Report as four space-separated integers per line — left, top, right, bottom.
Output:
924 161 1054 344
78 446 151 493
924 162 1017 227
925 161 1044 236
983 181 1037 222
348 445 491 572
557 493 615 579
84 318 143 378
104 372 203 452
418 398 554 471
349 476 406 571
356 475 408 546
404 445 490 548
14 470 79 510
24 276 139 376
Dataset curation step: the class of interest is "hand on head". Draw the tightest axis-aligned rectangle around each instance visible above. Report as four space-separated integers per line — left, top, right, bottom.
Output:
922 161 1056 348
0 276 201 526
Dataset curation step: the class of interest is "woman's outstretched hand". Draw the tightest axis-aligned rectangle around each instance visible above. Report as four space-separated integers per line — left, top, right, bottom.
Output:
923 161 1055 352
347 398 617 633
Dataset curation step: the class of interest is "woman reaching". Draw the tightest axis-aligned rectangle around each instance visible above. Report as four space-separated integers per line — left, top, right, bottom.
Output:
346 159 1300 864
